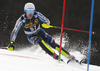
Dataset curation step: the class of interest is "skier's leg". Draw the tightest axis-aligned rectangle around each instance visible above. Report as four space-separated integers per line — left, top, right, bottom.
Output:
43 34 75 59
37 29 75 60
37 29 56 48
54 43 76 60
27 35 59 60
38 39 59 60
41 32 70 58
54 43 70 57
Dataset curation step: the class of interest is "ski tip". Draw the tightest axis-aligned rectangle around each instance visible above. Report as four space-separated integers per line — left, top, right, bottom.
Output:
67 60 71 64
79 59 85 64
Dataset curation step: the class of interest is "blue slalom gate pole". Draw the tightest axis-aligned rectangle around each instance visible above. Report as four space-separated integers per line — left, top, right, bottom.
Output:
87 0 95 71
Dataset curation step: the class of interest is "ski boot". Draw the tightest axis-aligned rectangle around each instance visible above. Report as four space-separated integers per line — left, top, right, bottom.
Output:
67 55 79 63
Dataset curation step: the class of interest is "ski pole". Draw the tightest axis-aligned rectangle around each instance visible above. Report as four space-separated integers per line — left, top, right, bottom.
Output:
42 23 95 34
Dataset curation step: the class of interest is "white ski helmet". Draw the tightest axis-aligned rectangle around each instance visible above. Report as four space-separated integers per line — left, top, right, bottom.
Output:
24 2 35 14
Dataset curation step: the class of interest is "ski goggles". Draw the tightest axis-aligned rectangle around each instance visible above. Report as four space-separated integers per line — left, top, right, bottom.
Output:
25 10 35 14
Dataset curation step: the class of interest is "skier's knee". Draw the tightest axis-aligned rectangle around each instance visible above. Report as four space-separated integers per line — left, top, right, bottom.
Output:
47 35 56 48
35 37 42 44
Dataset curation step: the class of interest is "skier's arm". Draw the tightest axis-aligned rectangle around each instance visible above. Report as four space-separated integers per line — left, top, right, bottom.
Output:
10 17 23 42
38 12 50 24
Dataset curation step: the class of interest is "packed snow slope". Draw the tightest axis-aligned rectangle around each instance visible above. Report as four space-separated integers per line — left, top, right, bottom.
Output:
0 33 99 71
0 48 100 71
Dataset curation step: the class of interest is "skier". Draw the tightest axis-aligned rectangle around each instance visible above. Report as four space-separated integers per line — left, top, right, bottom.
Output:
7 2 76 61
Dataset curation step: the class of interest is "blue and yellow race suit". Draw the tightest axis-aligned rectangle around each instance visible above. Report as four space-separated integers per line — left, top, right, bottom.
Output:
10 11 70 60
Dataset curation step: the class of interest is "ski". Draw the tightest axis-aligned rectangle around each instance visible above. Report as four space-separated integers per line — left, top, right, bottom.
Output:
67 58 85 64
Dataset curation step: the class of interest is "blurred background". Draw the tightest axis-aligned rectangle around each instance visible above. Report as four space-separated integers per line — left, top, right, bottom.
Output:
0 0 100 66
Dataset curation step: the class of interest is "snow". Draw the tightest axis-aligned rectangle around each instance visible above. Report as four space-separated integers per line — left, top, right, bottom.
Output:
0 34 100 71
0 49 100 71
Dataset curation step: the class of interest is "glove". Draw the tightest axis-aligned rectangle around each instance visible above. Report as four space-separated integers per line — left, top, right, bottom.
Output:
7 42 14 51
42 23 51 28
